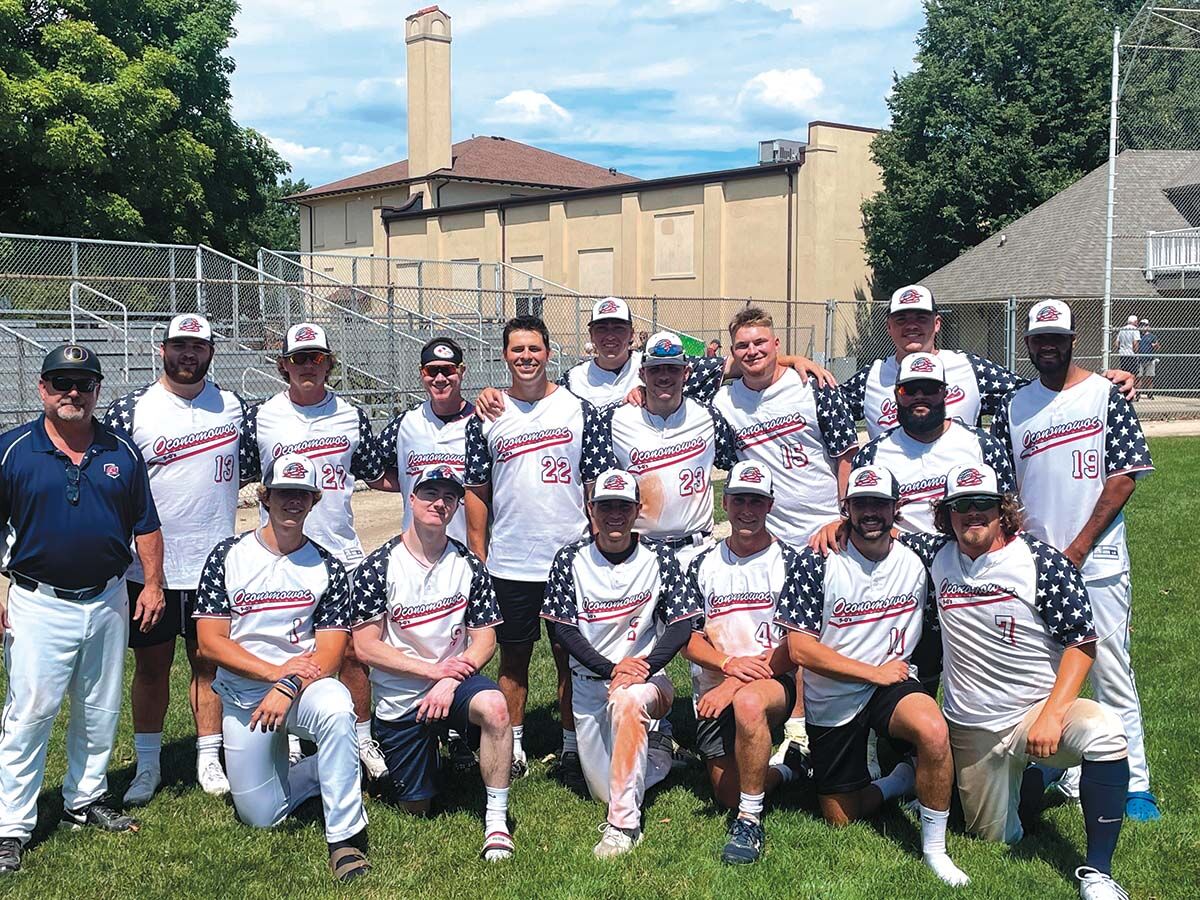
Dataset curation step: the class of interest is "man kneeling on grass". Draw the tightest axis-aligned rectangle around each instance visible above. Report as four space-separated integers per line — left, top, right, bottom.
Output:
350 465 514 861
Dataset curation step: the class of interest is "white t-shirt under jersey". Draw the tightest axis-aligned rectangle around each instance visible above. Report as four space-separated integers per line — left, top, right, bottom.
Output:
992 374 1153 581
464 386 614 581
104 380 251 589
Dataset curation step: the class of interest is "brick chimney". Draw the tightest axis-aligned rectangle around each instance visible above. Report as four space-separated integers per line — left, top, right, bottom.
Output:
406 6 452 181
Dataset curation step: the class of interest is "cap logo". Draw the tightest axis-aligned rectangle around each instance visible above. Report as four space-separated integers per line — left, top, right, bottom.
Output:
854 470 880 487
598 299 620 314
1036 305 1060 322
650 338 682 357
103 463 120 479
898 288 923 305
294 326 318 342
739 466 764 484
63 346 87 362
281 461 309 480
426 465 455 480
910 356 935 373
177 317 202 333
432 344 454 359
956 468 984 487
602 474 628 491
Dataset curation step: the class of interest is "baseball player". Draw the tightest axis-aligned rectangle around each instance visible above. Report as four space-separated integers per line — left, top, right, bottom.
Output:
776 465 968 887
992 300 1158 821
465 315 615 780
193 454 370 883
351 465 513 861
905 463 1131 900
682 462 805 865
541 469 702 858
242 322 389 780
713 306 859 763
840 284 1135 440
103 313 252 805
0 345 163 875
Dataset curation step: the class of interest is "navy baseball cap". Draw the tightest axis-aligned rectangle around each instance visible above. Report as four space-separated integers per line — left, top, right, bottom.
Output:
413 463 465 497
41 344 103 379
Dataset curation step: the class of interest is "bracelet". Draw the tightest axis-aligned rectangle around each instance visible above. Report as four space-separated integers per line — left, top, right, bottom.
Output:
272 684 297 701
279 674 302 692
273 674 302 701
719 655 732 674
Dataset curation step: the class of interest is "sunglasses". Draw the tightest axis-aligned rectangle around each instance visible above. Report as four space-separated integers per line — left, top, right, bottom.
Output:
897 381 945 397
421 364 462 379
66 464 80 505
48 375 99 394
285 351 329 366
945 497 999 514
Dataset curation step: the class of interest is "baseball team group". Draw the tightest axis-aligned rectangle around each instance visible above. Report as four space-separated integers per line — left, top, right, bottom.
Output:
0 285 1159 897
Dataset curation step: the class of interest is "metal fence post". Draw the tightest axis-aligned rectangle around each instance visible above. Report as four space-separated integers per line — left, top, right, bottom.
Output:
71 240 79 281
169 249 177 314
195 246 205 314
232 262 241 345
652 296 659 331
417 262 424 317
256 248 267 330
824 299 837 366
1006 296 1017 371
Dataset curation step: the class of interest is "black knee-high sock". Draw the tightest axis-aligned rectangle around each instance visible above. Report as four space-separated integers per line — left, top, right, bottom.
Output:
1079 758 1129 875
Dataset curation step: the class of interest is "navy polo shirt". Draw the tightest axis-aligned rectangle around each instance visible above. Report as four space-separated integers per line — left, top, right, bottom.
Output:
0 416 160 590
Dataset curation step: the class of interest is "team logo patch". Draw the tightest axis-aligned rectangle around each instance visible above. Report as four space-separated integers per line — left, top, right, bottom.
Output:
910 355 936 373
598 299 620 314
956 468 984 487
602 473 628 491
651 338 680 356
432 343 454 359
281 461 309 479
103 463 120 479
425 465 455 480
898 288 923 305
294 326 319 342
177 317 202 333
854 469 880 487
64 345 88 362
1036 305 1061 322
739 466 764 484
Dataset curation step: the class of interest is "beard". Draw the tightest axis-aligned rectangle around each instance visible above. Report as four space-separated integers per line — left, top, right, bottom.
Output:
897 399 946 436
164 353 211 385
850 514 891 540
1031 343 1073 376
50 402 89 422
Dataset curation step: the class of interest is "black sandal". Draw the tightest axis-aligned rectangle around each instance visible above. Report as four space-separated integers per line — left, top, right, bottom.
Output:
329 847 371 883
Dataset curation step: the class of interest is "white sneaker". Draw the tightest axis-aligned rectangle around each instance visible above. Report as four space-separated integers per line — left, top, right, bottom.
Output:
1053 766 1082 802
197 760 230 796
1076 867 1130 900
359 738 389 781
123 769 161 807
593 823 642 859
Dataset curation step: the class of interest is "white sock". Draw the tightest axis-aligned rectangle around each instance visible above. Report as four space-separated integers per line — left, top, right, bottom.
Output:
562 729 578 754
771 762 795 785
784 716 805 734
355 719 372 744
784 716 809 752
134 732 162 772
288 734 302 758
484 786 510 834
196 733 222 767
512 725 525 760
738 791 766 823
920 804 969 886
872 760 915 802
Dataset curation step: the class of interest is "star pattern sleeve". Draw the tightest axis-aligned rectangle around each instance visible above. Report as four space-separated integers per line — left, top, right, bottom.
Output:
372 411 404 472
350 406 385 482
897 531 951 570
773 545 826 635
313 548 352 631
103 386 147 435
852 433 883 469
463 545 504 629
813 380 859 457
709 407 741 471
350 541 395 626
193 535 240 618
650 540 702 625
839 364 871 422
1021 534 1096 647
965 352 1026 419
967 424 1017 494
1104 386 1154 479
580 399 617 482
240 401 262 482
541 541 584 625
686 551 709 632
684 355 725 405
988 393 1016 470
463 416 492 486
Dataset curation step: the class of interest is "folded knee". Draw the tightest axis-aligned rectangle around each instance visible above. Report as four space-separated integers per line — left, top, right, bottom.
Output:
1078 703 1128 761
236 802 287 830
732 688 768 724
475 690 510 731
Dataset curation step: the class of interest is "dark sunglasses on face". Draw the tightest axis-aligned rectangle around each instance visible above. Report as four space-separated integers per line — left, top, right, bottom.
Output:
49 375 99 394
422 364 462 379
286 351 329 366
897 381 945 398
945 497 999 514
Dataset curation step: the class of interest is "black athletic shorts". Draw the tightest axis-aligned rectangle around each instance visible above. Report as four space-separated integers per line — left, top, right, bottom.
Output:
491 576 548 645
695 673 797 762
807 678 926 796
126 581 199 649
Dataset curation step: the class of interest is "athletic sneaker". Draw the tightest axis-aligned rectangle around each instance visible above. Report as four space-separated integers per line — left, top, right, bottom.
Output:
0 838 22 875
481 829 515 862
61 798 139 832
511 755 528 780
359 738 389 781
1050 765 1081 802
197 760 230 797
446 736 479 775
288 735 305 766
782 742 813 782
1125 791 1162 821
593 823 642 859
555 750 588 795
1076 866 1130 900
122 768 161 807
769 721 810 767
721 816 765 865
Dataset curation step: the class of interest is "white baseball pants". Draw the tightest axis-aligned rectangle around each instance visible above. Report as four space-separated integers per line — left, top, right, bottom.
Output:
222 677 367 843
0 577 127 843
573 671 673 831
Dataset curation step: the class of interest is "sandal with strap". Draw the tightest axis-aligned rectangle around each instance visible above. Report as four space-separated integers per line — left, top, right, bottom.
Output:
329 846 371 883
481 829 515 861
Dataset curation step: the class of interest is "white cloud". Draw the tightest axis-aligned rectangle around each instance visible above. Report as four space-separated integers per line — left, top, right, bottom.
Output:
552 58 694 89
737 68 825 115
634 0 725 16
745 0 920 30
456 0 618 32
266 135 331 163
487 90 572 126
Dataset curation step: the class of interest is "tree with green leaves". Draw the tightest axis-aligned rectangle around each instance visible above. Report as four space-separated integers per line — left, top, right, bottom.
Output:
862 0 1137 295
0 0 286 260
250 178 309 253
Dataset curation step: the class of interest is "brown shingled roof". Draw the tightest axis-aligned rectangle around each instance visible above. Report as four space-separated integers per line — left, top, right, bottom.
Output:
286 136 638 201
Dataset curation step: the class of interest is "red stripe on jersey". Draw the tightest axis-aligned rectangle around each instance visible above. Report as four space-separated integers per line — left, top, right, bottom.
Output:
579 595 648 622
939 592 1016 611
148 433 239 467
707 600 775 619
737 417 808 449
827 604 917 627
392 596 468 629
627 439 706 474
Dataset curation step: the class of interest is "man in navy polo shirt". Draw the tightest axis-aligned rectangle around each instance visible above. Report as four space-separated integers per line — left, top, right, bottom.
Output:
0 345 163 876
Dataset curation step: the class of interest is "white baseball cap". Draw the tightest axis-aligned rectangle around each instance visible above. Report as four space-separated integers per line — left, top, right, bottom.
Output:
1127 315 1139 324
941 463 1002 504
412 463 465 497
889 284 935 315
265 453 321 493
284 322 332 355
1026 300 1075 335
590 296 632 325
896 352 946 385
642 331 688 366
591 468 639 503
166 313 213 343
724 460 773 497
845 465 899 502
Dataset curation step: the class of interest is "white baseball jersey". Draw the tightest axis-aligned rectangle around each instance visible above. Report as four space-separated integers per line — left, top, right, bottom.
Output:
560 352 725 410
104 380 252 588
991 374 1153 580
194 531 351 708
853 422 1016 534
841 350 1023 439
244 391 385 568
350 536 503 721
1116 325 1139 355
374 401 473 544
541 536 701 675
774 541 933 726
713 370 858 545
686 539 799 700
606 399 740 541
904 531 1095 730
464 387 614 581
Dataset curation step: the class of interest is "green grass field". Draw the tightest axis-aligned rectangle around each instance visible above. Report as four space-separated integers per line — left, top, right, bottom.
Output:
2 438 1197 899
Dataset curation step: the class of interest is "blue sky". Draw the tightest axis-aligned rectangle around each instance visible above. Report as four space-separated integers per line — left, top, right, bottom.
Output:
229 0 926 189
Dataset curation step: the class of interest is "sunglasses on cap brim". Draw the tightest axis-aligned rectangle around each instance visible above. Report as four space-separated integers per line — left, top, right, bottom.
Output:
944 496 1000 513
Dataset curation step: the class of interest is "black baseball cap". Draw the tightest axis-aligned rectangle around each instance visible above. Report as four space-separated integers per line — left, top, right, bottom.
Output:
420 337 464 367
41 344 103 379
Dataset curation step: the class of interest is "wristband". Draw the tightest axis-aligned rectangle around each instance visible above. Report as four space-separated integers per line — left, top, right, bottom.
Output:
274 674 302 701
719 656 732 674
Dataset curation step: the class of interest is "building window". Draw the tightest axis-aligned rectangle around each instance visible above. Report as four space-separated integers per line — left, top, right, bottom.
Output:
653 211 694 278
515 292 544 318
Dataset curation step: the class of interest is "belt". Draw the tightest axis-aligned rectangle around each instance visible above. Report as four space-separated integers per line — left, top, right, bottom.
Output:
9 572 111 602
572 670 609 682
655 530 713 550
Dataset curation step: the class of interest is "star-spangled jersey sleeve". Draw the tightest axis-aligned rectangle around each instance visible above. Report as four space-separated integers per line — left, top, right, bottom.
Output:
649 539 703 625
193 535 241 617
813 380 859 458
685 549 712 632
773 545 826 634
1020 533 1096 647
460 540 504 629
683 355 725 405
350 539 396 625
102 385 151 436
964 423 1017 494
851 432 884 469
233 392 256 483
897 530 951 570
349 407 385 482
580 399 617 482
839 364 871 422
312 545 352 631
964 352 1026 419
540 539 587 625
708 407 741 471
372 410 407 472
240 402 262 481
463 416 492 486
1104 386 1154 478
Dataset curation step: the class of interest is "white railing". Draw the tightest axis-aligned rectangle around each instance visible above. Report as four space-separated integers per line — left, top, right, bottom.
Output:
1146 227 1200 279
69 281 129 381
